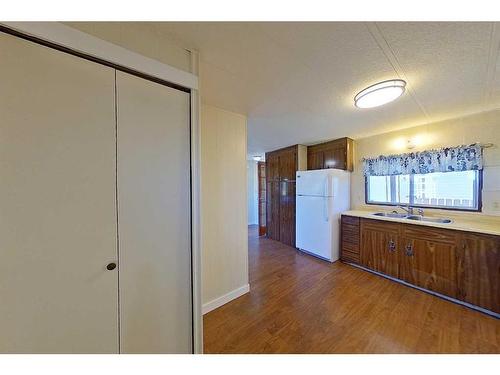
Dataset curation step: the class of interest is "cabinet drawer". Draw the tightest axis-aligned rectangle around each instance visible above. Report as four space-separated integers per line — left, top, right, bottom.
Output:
342 240 359 254
402 224 457 244
361 218 400 234
342 224 359 244
341 250 360 264
342 215 360 226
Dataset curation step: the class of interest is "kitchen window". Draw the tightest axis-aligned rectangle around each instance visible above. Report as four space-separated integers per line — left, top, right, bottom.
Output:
365 170 482 211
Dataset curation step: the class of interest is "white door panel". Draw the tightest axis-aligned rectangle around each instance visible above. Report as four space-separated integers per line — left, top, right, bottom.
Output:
0 33 118 353
116 72 192 353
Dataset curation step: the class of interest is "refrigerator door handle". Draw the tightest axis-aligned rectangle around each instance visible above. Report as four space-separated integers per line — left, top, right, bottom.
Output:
324 197 329 222
324 175 333 197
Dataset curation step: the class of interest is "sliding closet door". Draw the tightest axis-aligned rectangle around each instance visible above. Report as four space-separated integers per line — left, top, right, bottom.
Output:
116 72 192 353
0 33 118 353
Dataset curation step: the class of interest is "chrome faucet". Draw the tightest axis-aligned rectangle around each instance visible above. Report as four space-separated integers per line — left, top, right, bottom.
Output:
398 204 424 216
398 204 413 215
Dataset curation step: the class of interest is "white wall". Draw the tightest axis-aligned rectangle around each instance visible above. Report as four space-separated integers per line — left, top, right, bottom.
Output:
63 22 192 73
200 104 249 313
352 109 500 216
247 160 259 225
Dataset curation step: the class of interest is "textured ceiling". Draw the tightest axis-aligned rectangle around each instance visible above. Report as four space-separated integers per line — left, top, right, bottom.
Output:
151 22 500 156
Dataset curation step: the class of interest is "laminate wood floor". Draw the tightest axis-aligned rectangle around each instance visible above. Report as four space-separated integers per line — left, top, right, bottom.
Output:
203 225 500 353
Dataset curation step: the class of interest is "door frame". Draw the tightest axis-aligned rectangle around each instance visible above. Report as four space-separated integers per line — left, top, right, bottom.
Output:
0 23 203 354
257 161 266 236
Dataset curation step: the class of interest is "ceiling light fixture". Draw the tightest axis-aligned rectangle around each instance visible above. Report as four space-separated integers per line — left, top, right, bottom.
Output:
354 79 406 109
252 156 262 161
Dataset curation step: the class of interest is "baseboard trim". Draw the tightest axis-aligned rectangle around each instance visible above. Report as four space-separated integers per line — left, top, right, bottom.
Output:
345 262 500 319
202 284 250 315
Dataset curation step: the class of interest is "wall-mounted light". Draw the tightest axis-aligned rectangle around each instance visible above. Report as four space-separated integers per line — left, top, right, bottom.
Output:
354 79 406 109
252 156 262 161
392 134 428 151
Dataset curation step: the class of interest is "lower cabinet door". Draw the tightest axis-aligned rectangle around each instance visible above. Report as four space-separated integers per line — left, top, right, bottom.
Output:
458 233 500 313
360 220 399 278
399 237 458 299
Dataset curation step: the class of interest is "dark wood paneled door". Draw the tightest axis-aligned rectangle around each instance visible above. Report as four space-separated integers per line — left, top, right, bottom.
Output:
360 220 399 278
278 150 297 181
458 233 500 313
265 152 280 241
279 181 296 247
257 162 266 236
266 181 280 241
266 153 279 182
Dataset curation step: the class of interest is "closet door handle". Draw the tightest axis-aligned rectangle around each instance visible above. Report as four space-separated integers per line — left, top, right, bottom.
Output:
106 262 117 271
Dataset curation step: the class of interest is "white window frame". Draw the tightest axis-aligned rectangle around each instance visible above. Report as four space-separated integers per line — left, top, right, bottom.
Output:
365 170 483 212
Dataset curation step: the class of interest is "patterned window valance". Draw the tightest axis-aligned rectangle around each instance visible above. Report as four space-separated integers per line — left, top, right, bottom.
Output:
362 143 483 176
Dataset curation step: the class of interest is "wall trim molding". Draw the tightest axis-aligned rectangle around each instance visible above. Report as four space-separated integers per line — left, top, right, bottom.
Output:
202 284 250 315
0 22 198 90
347 262 500 319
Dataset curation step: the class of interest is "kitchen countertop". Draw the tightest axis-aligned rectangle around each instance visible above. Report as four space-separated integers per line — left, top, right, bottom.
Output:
342 209 500 237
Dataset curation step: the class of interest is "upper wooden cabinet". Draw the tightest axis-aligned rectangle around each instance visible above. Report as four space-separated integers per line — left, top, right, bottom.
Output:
307 137 354 171
266 145 307 181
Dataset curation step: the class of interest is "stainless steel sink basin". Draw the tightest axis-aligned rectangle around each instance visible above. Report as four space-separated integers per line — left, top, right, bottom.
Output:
406 215 452 224
373 212 409 218
372 212 452 224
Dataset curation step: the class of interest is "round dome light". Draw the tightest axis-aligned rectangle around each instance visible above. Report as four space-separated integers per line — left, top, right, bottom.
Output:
354 79 406 108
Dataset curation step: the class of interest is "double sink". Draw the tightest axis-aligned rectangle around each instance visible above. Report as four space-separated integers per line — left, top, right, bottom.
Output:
373 211 452 224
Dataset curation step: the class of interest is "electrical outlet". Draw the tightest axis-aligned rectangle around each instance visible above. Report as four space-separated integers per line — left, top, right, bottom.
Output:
493 201 500 211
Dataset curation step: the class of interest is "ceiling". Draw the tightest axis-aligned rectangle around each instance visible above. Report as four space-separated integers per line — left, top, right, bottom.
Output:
153 22 500 157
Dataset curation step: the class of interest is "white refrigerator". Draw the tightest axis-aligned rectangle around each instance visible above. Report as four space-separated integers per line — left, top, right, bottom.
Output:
296 169 351 262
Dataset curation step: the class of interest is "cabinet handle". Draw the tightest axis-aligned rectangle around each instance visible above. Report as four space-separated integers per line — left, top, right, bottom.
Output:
388 239 396 252
405 244 414 257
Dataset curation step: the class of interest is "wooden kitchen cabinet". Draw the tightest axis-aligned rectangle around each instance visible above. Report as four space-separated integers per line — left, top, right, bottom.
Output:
279 181 296 246
399 225 459 299
266 180 280 241
266 152 280 182
307 150 324 170
348 217 500 315
265 144 307 247
458 233 500 313
307 137 353 171
360 219 399 278
340 215 360 264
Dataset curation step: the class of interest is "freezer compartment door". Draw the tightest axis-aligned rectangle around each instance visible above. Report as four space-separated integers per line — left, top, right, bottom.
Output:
296 195 335 261
296 170 332 197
